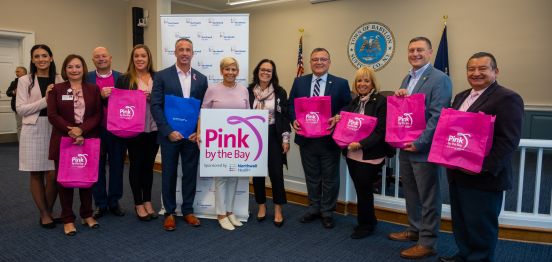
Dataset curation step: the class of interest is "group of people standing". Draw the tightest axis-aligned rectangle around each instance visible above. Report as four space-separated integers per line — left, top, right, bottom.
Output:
12 35 523 262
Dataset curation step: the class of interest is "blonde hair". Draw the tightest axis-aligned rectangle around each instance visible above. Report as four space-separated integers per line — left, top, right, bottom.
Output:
353 66 380 94
220 57 239 70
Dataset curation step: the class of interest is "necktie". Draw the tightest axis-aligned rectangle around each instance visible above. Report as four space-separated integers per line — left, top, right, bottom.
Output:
460 92 480 112
313 78 321 96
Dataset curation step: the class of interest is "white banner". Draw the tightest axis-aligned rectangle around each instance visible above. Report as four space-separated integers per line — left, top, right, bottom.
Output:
200 109 268 177
160 14 249 85
159 14 251 221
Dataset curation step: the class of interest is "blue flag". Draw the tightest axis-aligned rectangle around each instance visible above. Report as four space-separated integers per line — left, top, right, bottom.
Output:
434 26 449 75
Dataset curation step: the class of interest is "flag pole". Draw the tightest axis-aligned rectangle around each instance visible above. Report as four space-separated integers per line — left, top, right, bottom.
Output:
296 28 305 78
443 15 448 27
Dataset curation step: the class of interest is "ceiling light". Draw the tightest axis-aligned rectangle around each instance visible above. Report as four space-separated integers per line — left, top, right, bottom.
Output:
227 0 261 6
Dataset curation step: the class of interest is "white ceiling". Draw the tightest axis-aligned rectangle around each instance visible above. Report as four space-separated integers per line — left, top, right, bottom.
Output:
171 0 308 12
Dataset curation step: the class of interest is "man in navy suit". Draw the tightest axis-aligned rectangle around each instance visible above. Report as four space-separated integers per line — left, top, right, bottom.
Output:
86 47 126 218
288 48 351 229
151 38 208 231
439 52 523 262
387 37 452 259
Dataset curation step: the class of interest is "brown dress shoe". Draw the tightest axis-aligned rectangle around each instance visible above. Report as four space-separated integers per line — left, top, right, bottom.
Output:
183 214 201 227
388 231 419 242
163 215 176 231
400 244 436 259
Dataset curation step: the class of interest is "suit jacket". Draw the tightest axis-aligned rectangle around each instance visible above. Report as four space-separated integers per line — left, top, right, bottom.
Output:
6 78 18 112
150 65 208 145
342 92 392 160
288 73 352 146
447 82 524 191
85 70 121 86
248 84 291 165
399 65 452 162
47 81 102 161
16 74 64 125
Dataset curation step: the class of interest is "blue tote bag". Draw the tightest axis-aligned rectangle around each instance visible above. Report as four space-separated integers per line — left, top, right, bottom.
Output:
164 95 201 138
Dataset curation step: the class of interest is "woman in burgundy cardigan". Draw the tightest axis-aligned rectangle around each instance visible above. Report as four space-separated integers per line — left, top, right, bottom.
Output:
47 54 102 236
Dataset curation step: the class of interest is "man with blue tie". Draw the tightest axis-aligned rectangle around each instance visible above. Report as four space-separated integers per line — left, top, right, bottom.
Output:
387 37 452 259
439 52 523 262
288 48 351 229
151 38 208 231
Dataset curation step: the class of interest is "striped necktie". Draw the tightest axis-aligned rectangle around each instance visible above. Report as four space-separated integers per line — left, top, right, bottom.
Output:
313 78 321 96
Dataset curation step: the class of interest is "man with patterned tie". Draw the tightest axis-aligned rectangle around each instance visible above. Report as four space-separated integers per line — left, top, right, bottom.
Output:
439 52 523 262
388 37 452 259
288 48 351 229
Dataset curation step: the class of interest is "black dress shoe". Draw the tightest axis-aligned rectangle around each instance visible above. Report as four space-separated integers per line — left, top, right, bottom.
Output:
273 219 284 227
321 217 334 229
52 217 63 224
93 207 108 219
299 213 320 223
350 228 373 239
135 207 152 222
439 255 463 262
109 206 125 216
256 215 266 222
39 218 56 229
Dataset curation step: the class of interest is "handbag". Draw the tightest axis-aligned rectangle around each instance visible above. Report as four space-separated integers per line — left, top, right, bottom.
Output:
294 96 332 138
57 137 100 188
164 95 201 138
332 111 378 149
385 93 426 148
427 108 495 173
107 88 146 138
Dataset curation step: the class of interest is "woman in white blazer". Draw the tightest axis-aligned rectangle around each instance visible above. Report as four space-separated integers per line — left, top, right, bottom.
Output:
16 44 64 229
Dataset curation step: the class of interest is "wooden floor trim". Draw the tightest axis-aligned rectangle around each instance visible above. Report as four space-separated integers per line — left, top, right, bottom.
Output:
251 184 552 244
153 163 551 244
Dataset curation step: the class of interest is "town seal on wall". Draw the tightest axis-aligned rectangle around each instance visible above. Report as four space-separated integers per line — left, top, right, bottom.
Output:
348 22 395 71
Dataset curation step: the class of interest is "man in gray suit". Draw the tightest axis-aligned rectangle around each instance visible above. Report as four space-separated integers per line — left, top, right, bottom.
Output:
387 37 452 259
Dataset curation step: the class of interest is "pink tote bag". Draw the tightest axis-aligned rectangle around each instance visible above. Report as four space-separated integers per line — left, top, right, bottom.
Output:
107 88 146 138
385 94 426 148
57 137 100 188
332 111 378 149
294 96 332 138
428 108 495 173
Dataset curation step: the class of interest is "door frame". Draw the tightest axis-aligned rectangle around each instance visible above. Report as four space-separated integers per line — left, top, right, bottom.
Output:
0 29 35 71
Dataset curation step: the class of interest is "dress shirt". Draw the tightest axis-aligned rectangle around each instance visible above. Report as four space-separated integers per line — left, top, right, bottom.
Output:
407 63 431 95
459 84 490 112
310 73 328 97
176 65 191 98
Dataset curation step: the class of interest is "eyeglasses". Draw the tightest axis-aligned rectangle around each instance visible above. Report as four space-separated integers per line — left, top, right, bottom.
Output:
259 68 273 73
311 57 330 62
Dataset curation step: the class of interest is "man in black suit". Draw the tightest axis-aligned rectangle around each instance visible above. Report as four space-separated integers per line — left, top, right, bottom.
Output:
288 48 351 228
6 66 27 141
439 52 524 262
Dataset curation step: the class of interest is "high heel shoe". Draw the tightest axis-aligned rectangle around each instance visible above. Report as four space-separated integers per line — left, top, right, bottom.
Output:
273 219 285 228
256 215 266 222
135 207 152 222
81 218 100 229
64 223 77 236
39 218 56 229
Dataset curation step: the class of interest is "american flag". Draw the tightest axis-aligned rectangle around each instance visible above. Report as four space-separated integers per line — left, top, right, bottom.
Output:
296 35 304 78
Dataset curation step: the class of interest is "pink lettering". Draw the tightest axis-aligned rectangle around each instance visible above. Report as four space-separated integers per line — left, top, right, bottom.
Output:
205 128 249 148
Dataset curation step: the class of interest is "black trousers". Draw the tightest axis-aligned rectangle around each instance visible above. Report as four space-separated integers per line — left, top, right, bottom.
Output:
253 125 287 205
126 131 159 205
346 157 382 229
299 138 340 218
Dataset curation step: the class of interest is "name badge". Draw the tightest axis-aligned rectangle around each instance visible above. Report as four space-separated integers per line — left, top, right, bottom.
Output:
62 95 74 101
